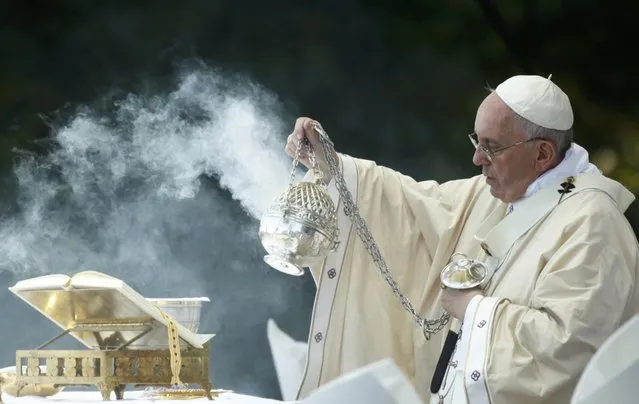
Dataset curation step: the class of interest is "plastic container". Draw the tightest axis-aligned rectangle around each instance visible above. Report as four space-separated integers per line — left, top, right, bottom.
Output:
146 297 210 333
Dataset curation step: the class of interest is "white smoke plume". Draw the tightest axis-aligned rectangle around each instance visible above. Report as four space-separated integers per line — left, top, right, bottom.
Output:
0 67 293 289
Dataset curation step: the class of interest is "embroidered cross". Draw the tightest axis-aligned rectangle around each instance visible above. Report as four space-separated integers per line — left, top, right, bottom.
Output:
558 176 575 203
314 332 323 343
470 370 481 381
477 320 487 328
327 268 337 279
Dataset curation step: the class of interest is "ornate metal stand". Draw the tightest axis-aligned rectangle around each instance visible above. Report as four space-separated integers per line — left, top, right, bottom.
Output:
13 322 212 400
6 271 216 401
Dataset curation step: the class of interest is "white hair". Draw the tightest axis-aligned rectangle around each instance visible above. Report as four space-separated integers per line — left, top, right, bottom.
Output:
512 113 573 159
487 86 574 159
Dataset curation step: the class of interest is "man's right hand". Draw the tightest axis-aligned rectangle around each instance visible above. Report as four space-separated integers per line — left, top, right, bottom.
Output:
285 117 336 181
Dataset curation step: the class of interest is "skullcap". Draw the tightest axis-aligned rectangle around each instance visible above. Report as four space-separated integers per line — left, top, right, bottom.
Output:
495 74 573 130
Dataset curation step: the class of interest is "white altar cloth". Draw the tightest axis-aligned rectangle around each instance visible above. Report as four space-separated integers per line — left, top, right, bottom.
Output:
1 391 287 404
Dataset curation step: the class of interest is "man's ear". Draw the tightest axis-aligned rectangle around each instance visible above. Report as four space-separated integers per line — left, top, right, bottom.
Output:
536 140 557 172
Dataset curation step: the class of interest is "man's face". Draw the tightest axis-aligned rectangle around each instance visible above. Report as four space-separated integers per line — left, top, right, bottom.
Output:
472 93 540 203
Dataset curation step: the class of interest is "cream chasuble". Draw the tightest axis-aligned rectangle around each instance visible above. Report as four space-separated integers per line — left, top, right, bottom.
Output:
295 153 639 404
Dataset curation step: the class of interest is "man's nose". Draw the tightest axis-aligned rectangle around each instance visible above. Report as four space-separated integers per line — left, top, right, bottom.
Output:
472 148 489 167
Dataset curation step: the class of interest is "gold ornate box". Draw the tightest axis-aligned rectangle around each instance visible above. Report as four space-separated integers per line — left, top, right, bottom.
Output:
2 271 215 401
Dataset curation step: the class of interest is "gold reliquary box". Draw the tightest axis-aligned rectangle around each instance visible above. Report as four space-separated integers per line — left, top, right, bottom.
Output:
2 271 215 401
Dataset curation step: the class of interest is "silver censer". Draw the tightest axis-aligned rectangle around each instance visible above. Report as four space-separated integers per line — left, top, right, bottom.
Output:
258 123 459 340
258 133 339 276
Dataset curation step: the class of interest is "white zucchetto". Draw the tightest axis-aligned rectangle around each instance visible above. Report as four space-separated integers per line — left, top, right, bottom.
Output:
495 75 574 130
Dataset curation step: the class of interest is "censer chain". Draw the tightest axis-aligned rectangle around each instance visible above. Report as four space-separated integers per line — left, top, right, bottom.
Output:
310 123 450 341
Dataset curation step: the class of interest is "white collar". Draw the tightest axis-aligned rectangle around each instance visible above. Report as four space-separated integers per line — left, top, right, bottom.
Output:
508 143 602 213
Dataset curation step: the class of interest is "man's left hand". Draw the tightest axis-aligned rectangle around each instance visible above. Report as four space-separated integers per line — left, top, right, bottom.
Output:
441 287 483 321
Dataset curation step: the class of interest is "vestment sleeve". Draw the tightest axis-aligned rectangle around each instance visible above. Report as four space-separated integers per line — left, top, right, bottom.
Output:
303 153 483 284
459 201 636 403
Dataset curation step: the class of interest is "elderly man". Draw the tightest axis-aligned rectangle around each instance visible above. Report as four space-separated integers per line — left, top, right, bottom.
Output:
284 75 639 404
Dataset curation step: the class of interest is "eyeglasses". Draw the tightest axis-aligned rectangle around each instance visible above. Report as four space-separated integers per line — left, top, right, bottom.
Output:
468 132 537 162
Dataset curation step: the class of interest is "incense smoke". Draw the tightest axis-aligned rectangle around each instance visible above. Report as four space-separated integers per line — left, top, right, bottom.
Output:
0 69 292 286
0 67 308 398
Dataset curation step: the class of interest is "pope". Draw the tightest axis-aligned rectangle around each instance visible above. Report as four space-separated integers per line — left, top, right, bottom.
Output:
284 75 639 404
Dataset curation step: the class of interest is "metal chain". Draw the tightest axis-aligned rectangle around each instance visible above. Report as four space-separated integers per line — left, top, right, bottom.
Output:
289 137 322 185
287 137 323 210
288 137 305 185
308 122 450 340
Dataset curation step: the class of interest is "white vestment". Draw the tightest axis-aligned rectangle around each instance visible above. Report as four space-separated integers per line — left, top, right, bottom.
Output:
295 150 639 404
